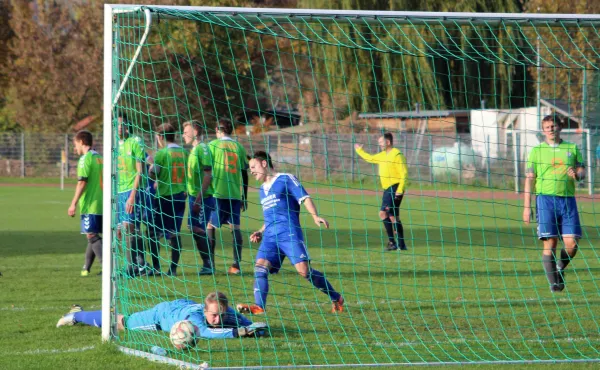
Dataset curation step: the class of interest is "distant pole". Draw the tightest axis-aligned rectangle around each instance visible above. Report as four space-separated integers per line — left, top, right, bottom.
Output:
457 133 462 185
514 132 520 193
266 135 271 155
582 69 587 130
428 134 433 185
65 134 69 178
60 149 65 191
486 134 491 188
351 135 355 183
20 133 25 178
536 7 541 130
481 100 486 110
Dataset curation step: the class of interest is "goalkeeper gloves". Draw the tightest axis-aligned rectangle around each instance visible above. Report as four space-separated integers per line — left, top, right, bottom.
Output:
237 322 269 338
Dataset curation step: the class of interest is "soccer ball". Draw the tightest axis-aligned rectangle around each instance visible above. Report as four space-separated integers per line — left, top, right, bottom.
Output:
170 320 199 350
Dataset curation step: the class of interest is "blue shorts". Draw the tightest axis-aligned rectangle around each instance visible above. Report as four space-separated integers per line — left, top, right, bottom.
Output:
381 183 403 217
80 214 102 234
117 190 148 229
188 195 215 231
210 199 241 227
536 195 581 239
153 192 186 235
256 234 310 273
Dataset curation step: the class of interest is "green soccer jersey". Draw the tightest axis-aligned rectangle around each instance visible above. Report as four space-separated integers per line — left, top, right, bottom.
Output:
208 137 248 200
187 142 214 198
77 150 103 215
154 144 188 197
526 140 584 197
117 135 145 193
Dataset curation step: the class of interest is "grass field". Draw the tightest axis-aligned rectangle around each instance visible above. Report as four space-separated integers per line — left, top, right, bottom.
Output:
1 182 599 370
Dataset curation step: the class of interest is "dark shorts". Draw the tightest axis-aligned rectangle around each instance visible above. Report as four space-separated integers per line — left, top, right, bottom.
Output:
256 233 310 274
152 192 186 235
81 214 102 234
188 195 215 231
536 195 581 240
381 184 403 217
209 198 241 227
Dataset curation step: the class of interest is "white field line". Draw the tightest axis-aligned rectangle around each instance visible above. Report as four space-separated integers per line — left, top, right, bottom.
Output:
2 346 96 356
0 305 101 311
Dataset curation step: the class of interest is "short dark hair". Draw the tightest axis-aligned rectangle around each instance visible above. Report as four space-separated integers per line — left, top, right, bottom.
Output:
382 132 394 145
252 151 274 169
74 130 93 147
217 118 233 135
542 115 562 126
156 123 176 142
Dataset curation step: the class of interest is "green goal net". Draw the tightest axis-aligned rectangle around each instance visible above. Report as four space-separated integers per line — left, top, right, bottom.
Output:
105 5 600 368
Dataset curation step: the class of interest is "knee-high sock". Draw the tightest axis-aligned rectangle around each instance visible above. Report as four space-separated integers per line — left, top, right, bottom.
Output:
89 235 103 263
148 233 161 271
254 266 269 308
394 220 406 245
193 230 212 268
557 246 578 270
543 254 558 286
129 235 146 267
83 242 95 271
169 235 182 273
306 268 341 301
207 228 216 265
232 229 243 267
73 311 103 327
382 217 395 242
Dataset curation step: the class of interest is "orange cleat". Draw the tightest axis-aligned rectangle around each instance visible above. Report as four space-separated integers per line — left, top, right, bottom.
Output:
236 304 266 315
228 266 241 275
331 296 344 313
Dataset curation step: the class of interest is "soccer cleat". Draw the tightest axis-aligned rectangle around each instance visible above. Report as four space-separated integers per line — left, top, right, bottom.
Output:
198 267 214 276
166 270 177 277
236 304 265 315
557 268 566 291
228 266 241 275
56 304 83 328
385 241 398 251
331 296 345 313
550 283 565 293
399 241 408 251
81 270 89 277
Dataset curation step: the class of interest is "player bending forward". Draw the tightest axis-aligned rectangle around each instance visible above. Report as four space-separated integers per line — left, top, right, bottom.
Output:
57 292 267 339
237 151 344 315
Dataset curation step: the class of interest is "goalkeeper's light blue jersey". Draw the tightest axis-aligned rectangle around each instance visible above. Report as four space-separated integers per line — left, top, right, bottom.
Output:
259 173 310 239
127 299 252 339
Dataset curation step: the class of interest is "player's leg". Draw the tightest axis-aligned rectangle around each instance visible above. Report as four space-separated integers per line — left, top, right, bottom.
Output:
537 195 561 292
147 196 165 274
166 193 186 276
81 214 102 275
556 197 582 288
287 239 344 312
380 186 397 251
389 189 407 250
188 195 213 275
237 240 281 314
229 200 243 274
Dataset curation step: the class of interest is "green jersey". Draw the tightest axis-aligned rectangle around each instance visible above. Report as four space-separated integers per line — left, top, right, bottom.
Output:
208 137 248 200
77 150 103 215
117 135 145 193
154 144 188 197
526 140 584 197
187 143 214 197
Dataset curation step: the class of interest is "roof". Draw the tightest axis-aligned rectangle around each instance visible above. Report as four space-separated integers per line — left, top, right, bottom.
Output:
358 110 470 119
540 99 581 124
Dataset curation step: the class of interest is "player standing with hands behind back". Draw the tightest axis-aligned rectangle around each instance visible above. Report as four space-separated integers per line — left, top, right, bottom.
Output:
68 131 103 276
523 115 585 292
355 133 409 251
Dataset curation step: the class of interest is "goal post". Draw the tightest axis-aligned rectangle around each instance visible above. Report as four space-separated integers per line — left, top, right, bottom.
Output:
103 4 600 368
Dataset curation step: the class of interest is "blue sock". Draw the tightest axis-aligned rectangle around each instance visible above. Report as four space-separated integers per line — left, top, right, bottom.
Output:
307 268 341 301
254 266 269 308
74 310 103 327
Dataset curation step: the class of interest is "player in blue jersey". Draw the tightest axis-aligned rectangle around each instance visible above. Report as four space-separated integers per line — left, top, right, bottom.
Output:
236 151 344 315
56 292 268 339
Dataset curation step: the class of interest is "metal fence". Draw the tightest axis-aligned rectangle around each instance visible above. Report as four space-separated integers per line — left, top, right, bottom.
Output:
1 132 598 193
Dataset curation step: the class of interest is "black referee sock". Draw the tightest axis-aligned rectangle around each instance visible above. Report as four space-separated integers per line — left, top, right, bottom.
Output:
382 218 395 242
232 229 243 268
542 254 558 286
395 220 405 245
169 235 182 273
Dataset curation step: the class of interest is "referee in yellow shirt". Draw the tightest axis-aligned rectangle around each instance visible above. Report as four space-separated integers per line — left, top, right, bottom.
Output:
355 133 409 251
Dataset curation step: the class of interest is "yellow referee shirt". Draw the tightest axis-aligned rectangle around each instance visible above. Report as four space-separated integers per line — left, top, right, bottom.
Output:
355 147 408 192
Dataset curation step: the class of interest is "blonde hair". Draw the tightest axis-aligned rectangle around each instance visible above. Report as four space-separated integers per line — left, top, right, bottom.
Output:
183 120 203 136
205 291 228 312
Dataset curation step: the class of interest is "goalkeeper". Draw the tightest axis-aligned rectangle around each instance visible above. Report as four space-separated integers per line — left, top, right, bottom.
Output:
56 292 268 339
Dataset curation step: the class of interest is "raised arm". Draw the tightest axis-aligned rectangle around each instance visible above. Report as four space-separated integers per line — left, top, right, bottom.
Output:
354 144 384 164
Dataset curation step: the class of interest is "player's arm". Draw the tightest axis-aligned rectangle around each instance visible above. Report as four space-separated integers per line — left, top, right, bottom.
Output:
568 146 586 181
250 224 266 243
354 144 384 164
523 150 536 225
303 197 329 229
125 160 143 214
394 152 409 196
68 180 87 217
